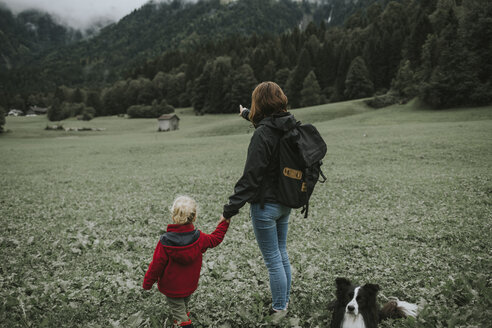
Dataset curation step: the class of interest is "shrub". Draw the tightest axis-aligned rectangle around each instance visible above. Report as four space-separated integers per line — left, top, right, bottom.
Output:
127 105 154 118
127 100 174 118
365 91 400 109
61 102 85 118
49 101 97 121
80 107 96 121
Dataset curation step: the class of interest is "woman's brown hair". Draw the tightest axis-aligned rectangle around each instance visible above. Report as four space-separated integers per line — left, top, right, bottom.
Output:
249 81 288 125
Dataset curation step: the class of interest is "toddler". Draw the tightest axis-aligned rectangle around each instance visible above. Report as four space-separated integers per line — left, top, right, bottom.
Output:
143 196 230 327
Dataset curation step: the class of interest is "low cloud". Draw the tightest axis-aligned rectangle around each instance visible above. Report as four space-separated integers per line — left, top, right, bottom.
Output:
1 0 156 30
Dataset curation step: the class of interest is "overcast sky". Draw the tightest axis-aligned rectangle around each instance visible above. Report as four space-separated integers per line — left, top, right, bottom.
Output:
1 0 167 29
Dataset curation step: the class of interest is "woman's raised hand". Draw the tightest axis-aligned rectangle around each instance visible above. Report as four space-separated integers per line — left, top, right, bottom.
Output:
239 104 247 116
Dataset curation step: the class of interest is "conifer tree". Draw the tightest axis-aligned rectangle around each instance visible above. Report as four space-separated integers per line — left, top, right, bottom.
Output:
459 0 492 105
366 2 382 24
419 1 477 108
301 71 322 107
71 88 84 103
207 56 232 113
275 68 290 90
378 1 409 89
391 60 418 102
287 48 312 108
305 34 321 63
192 62 212 114
344 56 374 100
404 7 433 69
54 87 66 102
230 64 258 111
102 80 128 115
167 72 186 107
334 38 354 101
85 91 103 116
47 98 62 121
251 46 269 82
316 41 337 90
362 25 386 91
152 71 168 100
262 60 276 83
136 78 158 105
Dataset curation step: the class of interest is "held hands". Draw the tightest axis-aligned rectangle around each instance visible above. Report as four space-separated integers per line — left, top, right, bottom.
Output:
219 215 230 224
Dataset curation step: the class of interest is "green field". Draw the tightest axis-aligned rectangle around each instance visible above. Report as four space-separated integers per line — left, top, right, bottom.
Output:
1 100 491 327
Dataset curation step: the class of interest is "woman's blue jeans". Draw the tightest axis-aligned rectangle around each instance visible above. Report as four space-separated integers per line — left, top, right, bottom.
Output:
250 202 291 311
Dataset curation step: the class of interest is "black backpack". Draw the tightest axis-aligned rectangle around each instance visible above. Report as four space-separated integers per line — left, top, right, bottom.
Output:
273 121 327 218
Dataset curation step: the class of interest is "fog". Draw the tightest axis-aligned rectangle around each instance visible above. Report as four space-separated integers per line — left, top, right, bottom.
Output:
1 0 198 30
1 0 324 31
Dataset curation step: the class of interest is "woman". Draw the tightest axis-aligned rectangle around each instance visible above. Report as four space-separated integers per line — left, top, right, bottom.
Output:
221 81 297 314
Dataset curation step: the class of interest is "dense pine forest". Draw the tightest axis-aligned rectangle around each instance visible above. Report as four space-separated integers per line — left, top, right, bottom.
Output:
0 0 491 123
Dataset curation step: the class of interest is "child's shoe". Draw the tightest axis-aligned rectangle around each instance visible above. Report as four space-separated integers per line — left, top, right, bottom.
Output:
173 319 193 328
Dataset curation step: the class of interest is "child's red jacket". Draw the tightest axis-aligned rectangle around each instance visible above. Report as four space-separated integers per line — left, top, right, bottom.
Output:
142 220 229 297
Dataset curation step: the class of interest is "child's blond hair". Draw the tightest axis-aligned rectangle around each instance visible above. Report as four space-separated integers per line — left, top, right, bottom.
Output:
171 196 197 225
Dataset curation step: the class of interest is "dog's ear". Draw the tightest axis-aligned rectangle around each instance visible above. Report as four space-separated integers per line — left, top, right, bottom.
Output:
363 283 380 295
335 277 352 290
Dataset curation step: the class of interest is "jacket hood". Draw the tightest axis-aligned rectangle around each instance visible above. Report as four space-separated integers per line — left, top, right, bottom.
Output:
257 112 297 132
160 224 201 264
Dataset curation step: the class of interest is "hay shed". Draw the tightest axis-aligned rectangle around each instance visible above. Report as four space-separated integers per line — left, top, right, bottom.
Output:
157 114 180 132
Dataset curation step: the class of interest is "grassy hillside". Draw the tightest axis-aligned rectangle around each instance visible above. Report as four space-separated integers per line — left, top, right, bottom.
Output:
1 101 491 327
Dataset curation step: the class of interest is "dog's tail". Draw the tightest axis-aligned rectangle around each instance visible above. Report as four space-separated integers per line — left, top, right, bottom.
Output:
379 297 418 320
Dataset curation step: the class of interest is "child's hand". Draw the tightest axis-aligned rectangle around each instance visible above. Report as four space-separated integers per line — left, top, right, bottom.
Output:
219 215 230 224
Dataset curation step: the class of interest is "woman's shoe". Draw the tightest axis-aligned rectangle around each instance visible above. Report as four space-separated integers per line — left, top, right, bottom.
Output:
268 308 288 324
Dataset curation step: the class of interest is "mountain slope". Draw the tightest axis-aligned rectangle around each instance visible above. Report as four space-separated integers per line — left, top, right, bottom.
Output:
0 6 85 70
3 0 309 92
1 0 388 97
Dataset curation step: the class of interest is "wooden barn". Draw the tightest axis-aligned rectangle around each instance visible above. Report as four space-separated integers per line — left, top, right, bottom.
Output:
157 114 180 132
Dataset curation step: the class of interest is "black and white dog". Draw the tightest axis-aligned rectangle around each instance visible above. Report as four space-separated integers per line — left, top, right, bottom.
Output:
330 278 418 328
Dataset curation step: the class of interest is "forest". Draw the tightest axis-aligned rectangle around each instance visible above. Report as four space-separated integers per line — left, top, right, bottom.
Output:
0 0 491 124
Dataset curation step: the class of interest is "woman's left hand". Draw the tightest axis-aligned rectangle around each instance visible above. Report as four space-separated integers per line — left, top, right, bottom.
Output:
219 215 230 224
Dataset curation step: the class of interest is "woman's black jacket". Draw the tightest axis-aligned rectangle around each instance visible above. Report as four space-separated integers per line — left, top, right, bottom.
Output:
222 111 297 219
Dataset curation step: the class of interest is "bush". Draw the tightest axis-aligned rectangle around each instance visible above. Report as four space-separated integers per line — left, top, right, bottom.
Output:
127 100 174 118
79 107 96 121
49 101 97 121
127 105 154 118
61 102 85 118
365 91 400 109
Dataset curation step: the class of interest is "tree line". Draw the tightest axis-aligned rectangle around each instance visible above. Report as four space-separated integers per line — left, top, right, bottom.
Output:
2 0 491 122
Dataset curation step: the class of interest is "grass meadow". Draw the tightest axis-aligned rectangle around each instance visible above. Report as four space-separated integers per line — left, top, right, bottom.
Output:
1 100 491 327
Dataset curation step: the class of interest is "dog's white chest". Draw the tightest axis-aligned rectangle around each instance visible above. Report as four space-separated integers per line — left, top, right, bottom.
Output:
341 314 366 328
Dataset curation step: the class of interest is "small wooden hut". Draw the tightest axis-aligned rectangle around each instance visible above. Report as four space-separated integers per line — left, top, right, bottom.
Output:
157 114 180 132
